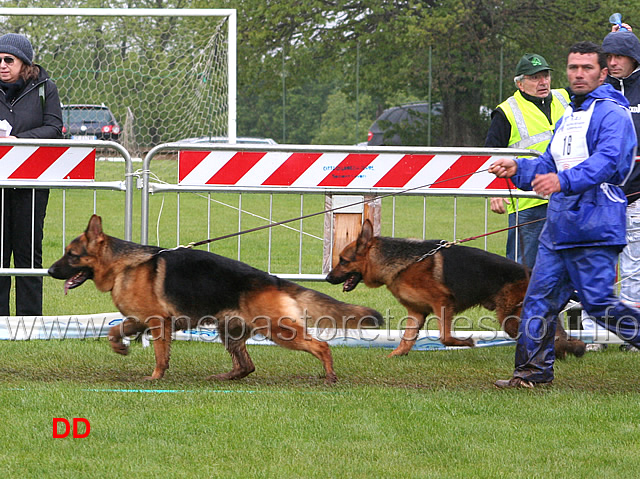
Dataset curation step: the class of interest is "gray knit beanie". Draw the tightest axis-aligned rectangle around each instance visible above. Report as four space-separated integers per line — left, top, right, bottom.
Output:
0 33 33 65
602 31 640 66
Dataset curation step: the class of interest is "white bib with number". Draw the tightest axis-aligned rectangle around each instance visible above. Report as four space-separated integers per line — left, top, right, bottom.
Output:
550 101 596 171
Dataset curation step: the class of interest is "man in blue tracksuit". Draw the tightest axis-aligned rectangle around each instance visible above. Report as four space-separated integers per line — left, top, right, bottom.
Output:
603 28 640 304
581 26 640 346
489 41 640 388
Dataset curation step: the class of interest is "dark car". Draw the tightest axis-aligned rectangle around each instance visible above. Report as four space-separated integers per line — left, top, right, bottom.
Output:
61 104 121 141
367 102 442 146
176 136 278 145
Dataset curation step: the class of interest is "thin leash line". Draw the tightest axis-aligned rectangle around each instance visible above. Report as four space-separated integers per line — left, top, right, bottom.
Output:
137 169 324 246
173 167 493 249
615 269 640 287
434 189 640 251
415 216 545 261
415 175 536 262
414 187 640 263
155 156 640 255
504 177 531 279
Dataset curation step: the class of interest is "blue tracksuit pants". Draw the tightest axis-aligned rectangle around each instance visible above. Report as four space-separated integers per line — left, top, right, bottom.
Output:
514 242 640 383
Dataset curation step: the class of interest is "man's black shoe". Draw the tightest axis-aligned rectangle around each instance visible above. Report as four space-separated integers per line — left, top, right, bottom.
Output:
494 377 551 389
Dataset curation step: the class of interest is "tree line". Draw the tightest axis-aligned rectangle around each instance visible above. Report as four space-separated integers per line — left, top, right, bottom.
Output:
229 0 638 146
2 0 638 147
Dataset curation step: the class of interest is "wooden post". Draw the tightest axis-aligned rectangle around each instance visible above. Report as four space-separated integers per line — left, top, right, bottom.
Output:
322 194 380 274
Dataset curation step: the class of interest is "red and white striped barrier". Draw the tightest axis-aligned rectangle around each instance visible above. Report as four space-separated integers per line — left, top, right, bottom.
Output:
178 151 515 190
0 146 95 181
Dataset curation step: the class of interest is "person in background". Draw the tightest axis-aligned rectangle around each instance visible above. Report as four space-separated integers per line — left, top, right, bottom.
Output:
0 33 62 316
485 53 570 269
581 23 640 351
489 41 640 388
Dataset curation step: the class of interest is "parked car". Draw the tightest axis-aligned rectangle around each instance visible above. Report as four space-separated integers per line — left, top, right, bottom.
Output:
367 102 442 146
176 136 278 145
61 104 121 141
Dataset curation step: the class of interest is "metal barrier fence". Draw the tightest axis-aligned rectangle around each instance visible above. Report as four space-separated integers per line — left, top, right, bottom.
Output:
0 139 133 278
141 144 540 281
0 142 540 283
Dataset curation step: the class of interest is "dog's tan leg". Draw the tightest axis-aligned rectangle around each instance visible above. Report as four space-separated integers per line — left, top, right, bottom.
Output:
493 284 525 339
436 304 474 348
208 316 255 381
388 312 426 357
269 317 337 384
108 318 146 356
145 317 172 380
208 331 256 381
495 307 521 339
495 287 585 359
554 321 586 359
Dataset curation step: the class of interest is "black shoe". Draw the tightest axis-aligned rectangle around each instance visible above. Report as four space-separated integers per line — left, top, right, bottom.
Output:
494 377 551 389
620 344 640 352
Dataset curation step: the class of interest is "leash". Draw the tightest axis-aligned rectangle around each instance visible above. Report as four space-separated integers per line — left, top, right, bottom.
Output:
414 187 640 265
164 167 493 251
504 177 532 278
158 156 640 258
415 170 542 263
415 217 545 262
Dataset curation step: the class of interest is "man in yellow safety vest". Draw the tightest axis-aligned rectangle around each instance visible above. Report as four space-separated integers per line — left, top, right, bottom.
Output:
485 53 570 268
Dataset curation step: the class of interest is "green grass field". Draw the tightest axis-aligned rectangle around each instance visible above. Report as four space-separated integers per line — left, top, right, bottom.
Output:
2 160 639 478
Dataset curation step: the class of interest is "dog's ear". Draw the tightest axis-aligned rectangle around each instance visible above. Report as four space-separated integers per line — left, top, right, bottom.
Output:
85 214 104 242
356 219 374 253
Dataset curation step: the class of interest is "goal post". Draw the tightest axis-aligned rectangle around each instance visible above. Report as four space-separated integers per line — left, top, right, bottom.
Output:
0 7 237 156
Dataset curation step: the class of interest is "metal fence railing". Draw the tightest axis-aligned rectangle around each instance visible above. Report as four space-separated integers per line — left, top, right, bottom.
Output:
140 144 539 281
0 139 133 278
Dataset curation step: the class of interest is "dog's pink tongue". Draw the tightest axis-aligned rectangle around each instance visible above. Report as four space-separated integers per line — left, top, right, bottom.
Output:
63 279 73 295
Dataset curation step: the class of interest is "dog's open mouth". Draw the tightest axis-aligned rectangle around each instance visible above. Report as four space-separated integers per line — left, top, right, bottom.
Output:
64 271 91 294
342 272 362 292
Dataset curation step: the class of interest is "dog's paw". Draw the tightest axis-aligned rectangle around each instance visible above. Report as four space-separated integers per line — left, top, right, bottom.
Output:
109 340 129 356
387 349 409 358
324 373 338 384
206 372 234 381
555 338 586 360
143 370 165 381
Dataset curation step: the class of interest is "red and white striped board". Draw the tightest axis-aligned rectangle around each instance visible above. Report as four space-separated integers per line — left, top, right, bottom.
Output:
0 146 96 181
178 151 516 190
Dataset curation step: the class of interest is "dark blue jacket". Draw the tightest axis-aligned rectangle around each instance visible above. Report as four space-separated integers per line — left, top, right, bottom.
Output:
0 65 62 139
603 31 640 203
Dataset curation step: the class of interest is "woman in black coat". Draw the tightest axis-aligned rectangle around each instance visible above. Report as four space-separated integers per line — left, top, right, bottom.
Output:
0 33 62 316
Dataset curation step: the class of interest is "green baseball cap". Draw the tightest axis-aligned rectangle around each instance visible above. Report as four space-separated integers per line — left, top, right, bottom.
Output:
515 53 552 76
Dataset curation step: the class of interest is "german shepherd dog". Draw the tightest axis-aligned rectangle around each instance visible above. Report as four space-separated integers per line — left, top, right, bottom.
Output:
48 215 383 383
326 219 585 359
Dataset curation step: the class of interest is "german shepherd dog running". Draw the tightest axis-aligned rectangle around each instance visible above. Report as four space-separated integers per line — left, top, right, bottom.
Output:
48 215 383 383
326 219 585 359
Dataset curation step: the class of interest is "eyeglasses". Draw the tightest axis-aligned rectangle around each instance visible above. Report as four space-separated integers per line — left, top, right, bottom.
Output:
0 57 16 65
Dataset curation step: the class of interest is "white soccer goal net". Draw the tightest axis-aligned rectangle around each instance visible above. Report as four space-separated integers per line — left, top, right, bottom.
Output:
0 8 236 157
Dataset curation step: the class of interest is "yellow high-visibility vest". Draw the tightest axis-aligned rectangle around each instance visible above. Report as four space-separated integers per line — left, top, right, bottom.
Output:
498 88 570 213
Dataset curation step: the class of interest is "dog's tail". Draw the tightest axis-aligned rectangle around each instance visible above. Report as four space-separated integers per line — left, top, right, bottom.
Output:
281 281 384 329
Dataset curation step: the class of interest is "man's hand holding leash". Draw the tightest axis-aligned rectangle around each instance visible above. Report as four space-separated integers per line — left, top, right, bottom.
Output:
489 159 560 197
489 158 518 178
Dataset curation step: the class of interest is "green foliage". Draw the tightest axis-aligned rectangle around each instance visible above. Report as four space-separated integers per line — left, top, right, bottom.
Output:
7 0 640 146
311 89 375 145
232 0 640 145
0 2 231 153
